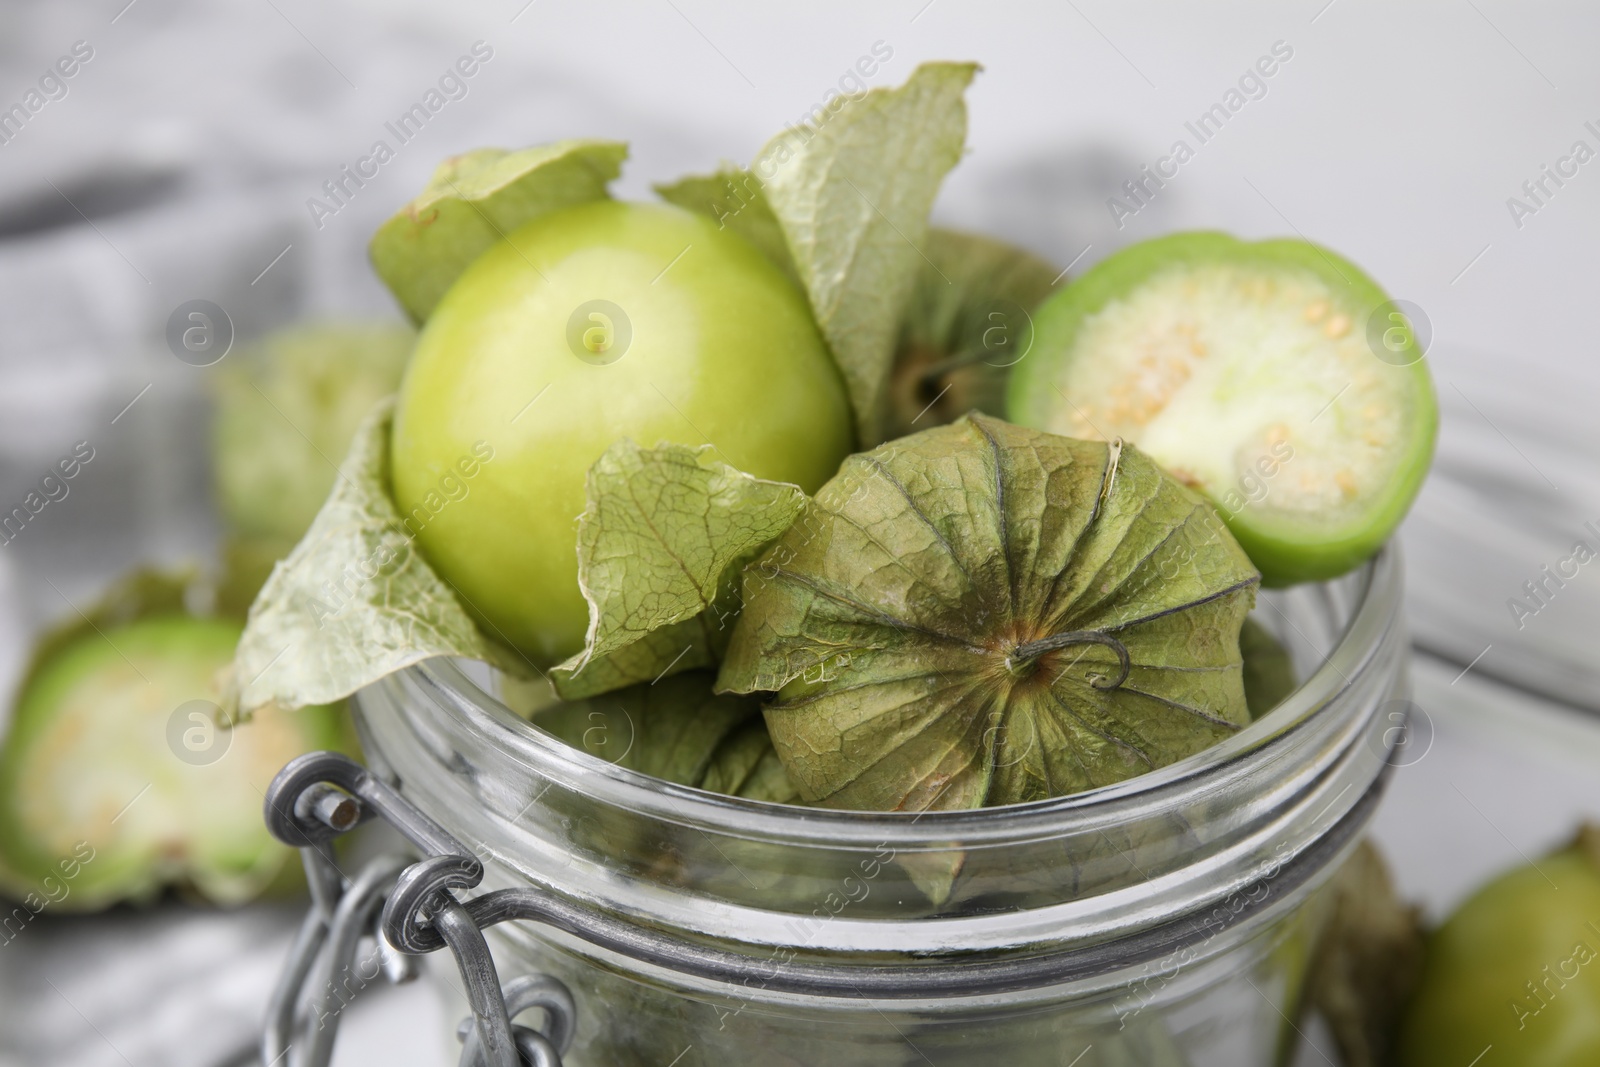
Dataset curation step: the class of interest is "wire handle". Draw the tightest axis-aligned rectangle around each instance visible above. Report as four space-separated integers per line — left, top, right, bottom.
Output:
261 751 575 1067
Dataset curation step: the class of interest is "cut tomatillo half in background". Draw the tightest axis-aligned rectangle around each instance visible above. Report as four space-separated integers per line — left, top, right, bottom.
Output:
0 579 347 909
1007 232 1437 586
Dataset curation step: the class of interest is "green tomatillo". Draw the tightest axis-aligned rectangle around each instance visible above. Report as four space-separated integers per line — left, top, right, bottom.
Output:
1397 826 1600 1067
390 199 854 664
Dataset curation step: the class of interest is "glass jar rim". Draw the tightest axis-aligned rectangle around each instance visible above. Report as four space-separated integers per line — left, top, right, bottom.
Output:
401 545 1401 850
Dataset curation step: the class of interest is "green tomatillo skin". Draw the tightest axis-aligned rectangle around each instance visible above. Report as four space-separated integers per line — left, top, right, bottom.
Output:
391 200 853 664
1007 232 1436 585
0 615 345 909
1397 834 1600 1067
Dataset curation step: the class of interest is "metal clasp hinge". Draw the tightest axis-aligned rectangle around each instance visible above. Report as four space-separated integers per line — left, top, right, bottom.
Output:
260 751 575 1067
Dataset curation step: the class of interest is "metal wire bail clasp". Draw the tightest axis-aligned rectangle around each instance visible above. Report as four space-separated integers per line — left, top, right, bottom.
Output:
261 751 576 1067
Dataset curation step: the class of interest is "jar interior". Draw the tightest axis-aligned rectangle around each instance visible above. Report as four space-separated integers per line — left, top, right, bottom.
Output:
354 550 1403 970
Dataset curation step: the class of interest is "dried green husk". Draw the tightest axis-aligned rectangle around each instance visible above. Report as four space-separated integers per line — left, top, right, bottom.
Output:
657 62 979 445
229 400 522 719
533 671 796 804
550 440 806 699
719 413 1259 811
1300 840 1424 1067
1241 616 1297 720
885 228 1061 440
654 167 798 288
699 718 801 803
370 141 627 323
533 671 754 788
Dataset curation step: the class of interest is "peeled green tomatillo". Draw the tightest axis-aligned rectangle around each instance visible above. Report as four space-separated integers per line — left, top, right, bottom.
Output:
0 615 345 909
1397 827 1600 1067
1007 232 1436 585
392 200 853 664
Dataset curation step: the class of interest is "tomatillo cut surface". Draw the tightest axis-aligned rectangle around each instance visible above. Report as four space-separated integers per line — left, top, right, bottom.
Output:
0 615 345 908
392 199 853 664
718 413 1260 812
1007 232 1436 585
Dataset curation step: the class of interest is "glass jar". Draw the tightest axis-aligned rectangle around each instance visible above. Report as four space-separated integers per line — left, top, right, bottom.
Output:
352 548 1409 1067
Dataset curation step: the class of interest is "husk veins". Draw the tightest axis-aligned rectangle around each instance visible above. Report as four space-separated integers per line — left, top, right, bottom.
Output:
718 414 1260 811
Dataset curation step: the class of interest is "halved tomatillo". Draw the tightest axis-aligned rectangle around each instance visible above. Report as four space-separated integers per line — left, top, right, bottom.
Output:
1007 232 1436 585
0 612 346 909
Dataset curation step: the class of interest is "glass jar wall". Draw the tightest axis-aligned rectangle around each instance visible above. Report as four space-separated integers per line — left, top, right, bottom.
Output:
354 548 1409 1066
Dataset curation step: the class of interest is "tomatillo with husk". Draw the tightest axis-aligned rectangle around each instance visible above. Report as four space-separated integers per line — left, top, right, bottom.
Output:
718 414 1260 812
884 228 1060 440
391 199 853 664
